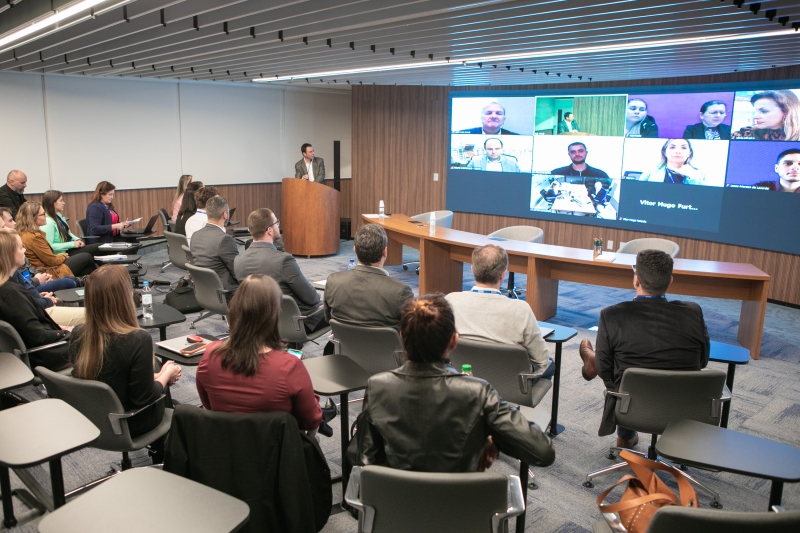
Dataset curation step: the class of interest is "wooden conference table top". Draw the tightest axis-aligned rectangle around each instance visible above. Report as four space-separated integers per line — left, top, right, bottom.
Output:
364 214 770 359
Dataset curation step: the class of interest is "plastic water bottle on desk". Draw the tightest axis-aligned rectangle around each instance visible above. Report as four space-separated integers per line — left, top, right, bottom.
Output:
461 364 472 376
429 212 436 233
348 259 356 271
142 281 153 319
379 200 385 220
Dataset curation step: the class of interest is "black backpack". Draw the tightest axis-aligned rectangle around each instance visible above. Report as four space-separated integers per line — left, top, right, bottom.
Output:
164 278 203 314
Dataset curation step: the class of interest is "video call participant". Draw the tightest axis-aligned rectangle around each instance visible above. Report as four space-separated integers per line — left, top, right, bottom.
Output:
294 143 325 183
752 149 800 193
624 98 658 138
457 102 518 135
465 138 520 172
0 170 27 218
588 181 609 207
637 138 706 185
550 142 611 188
732 90 800 141
683 101 731 140
557 112 580 134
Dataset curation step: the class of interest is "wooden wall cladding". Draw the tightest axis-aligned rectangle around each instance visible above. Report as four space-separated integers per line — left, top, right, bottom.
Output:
351 66 800 305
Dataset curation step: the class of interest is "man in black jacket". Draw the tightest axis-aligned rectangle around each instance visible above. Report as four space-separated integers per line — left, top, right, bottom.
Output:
0 170 28 218
577 250 710 447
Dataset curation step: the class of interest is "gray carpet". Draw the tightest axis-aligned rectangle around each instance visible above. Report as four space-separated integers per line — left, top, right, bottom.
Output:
3 240 799 532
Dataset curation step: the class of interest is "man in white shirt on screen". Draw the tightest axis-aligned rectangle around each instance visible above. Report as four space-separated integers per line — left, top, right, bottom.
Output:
294 143 325 183
465 138 521 173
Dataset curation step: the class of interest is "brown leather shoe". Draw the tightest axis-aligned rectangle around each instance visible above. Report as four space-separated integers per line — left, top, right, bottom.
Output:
616 433 639 449
579 339 598 381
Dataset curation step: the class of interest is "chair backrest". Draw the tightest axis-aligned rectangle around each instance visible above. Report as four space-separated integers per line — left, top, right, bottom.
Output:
354 465 516 533
164 231 189 270
182 244 194 264
614 368 726 435
617 238 680 258
186 264 229 316
158 208 171 230
647 505 800 533
329 319 403 376
487 225 543 244
77 218 88 238
411 210 454 229
449 338 542 406
0 319 25 354
36 366 135 451
278 296 311 343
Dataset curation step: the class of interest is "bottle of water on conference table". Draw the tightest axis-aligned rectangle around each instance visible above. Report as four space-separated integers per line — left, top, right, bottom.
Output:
379 200 385 219
142 281 153 319
429 212 436 233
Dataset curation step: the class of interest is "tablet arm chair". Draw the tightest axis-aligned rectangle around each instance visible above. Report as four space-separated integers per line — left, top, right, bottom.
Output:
185 264 229 329
402 210 454 274
329 319 404 377
0 320 69 402
583 368 728 508
617 238 680 258
278 296 331 348
345 465 525 533
486 226 544 299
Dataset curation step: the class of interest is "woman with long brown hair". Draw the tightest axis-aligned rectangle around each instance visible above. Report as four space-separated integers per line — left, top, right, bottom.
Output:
70 265 181 443
196 274 323 432
172 174 193 220
85 181 131 243
16 202 96 278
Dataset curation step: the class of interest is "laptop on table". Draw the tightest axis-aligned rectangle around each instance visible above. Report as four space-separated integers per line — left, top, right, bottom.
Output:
122 214 159 236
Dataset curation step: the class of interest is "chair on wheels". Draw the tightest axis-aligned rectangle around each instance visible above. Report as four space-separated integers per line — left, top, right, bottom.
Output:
163 231 190 272
278 296 331 347
158 208 175 233
77 218 88 238
486 226 544 299
583 368 728 508
402 210 454 274
617 238 680 258
185 264 229 329
344 465 525 533
593 504 800 533
329 319 404 376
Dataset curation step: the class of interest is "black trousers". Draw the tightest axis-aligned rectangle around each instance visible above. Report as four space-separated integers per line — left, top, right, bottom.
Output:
64 252 97 277
66 243 116 257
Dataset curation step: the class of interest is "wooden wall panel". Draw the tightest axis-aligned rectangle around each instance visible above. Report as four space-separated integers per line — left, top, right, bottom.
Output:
351 66 800 305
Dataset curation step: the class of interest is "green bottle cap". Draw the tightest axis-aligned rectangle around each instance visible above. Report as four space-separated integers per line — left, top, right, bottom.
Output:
461 364 472 373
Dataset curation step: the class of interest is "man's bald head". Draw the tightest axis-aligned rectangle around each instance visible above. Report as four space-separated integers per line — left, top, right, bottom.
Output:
6 170 27 193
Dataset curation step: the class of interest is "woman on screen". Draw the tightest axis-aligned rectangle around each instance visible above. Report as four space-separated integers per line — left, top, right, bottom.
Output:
683 101 731 140
732 90 800 141
638 139 706 185
624 98 658 138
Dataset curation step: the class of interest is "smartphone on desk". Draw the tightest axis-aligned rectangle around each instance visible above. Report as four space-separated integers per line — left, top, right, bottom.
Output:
180 342 208 355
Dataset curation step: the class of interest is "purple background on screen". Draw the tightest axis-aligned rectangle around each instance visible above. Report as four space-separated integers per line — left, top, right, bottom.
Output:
628 92 734 139
725 141 800 186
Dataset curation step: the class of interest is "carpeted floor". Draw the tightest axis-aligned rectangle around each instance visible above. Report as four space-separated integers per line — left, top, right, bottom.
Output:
3 240 799 532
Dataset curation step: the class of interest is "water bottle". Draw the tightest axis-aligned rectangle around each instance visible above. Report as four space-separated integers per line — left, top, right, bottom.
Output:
142 281 153 319
429 212 436 233
379 200 385 219
461 364 472 376
348 259 356 271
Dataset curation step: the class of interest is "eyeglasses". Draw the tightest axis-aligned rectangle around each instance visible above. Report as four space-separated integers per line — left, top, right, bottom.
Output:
270 219 280 228
631 266 637 273
36 212 46 218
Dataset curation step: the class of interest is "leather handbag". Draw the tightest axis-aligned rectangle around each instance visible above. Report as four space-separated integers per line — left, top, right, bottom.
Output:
597 450 698 533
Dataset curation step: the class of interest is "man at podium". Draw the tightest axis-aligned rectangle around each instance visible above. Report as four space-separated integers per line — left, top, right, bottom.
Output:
294 143 325 183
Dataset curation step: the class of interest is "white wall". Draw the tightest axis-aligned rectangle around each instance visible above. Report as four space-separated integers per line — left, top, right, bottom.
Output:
0 72 352 193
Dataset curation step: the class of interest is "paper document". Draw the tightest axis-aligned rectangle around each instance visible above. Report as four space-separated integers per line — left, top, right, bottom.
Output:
593 253 616 263
129 217 143 224
99 242 133 249
540 327 554 338
94 255 127 261
312 279 327 290
363 214 380 218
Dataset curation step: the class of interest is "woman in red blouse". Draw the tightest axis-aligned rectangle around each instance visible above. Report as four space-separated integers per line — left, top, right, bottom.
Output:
196 274 323 432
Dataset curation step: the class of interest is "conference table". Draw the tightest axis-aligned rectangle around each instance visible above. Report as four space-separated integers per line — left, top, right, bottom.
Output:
366 214 770 359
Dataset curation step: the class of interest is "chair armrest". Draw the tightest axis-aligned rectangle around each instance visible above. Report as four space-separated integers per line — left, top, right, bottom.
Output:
711 384 732 419
518 373 542 394
332 338 341 354
15 340 68 369
344 467 376 533
771 505 785 513
604 390 631 413
393 350 407 366
291 314 307 331
215 289 229 305
108 394 166 435
492 475 525 533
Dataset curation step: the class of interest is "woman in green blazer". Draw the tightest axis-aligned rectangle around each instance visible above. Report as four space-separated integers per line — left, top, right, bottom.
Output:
41 190 107 257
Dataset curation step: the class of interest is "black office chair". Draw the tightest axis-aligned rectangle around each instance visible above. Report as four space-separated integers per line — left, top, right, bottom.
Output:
77 218 88 238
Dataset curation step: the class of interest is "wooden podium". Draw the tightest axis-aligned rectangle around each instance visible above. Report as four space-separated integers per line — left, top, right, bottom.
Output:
281 178 340 256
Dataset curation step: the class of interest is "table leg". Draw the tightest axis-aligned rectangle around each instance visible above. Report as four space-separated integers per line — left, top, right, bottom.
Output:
721 364 736 429
526 257 558 321
385 235 403 266
769 481 783 510
419 239 462 295
49 459 65 508
516 462 529 533
340 392 351 506
159 327 167 342
737 283 768 360
1 466 17 528
548 342 565 437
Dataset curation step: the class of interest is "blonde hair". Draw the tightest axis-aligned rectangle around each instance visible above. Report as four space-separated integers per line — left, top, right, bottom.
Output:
172 175 193 206
15 202 44 234
72 265 141 379
0 228 20 287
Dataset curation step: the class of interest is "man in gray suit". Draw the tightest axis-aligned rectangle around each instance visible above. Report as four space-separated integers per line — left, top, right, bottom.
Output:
294 143 325 183
189 195 239 300
324 224 414 328
234 208 326 332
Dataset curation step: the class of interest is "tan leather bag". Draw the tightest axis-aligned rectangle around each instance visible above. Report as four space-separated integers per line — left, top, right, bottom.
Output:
597 450 698 533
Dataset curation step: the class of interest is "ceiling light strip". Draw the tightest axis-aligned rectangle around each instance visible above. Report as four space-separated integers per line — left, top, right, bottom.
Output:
0 0 112 52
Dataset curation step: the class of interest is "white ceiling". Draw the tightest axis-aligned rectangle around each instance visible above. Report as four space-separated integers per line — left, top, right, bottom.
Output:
1 0 799 87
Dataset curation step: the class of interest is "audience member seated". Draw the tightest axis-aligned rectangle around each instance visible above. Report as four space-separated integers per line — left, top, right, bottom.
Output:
324 223 413 328
17 202 96 279
577 250 710 447
0 169 28 218
0 228 71 370
184 186 218 244
70 265 181 461
174 180 203 236
189 195 239 299
85 181 131 243
235 208 326 334
41 190 110 257
171 174 193 221
195 274 323 434
348 294 555 472
446 244 553 378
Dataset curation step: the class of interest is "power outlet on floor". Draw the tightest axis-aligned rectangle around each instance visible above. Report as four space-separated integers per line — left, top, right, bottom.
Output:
433 173 439 181
607 240 614 250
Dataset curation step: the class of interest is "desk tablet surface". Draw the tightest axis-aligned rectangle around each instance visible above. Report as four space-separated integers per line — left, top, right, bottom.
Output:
38 468 250 533
0 352 34 392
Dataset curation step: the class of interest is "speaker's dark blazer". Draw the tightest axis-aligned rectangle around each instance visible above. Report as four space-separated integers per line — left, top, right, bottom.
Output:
682 122 732 140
